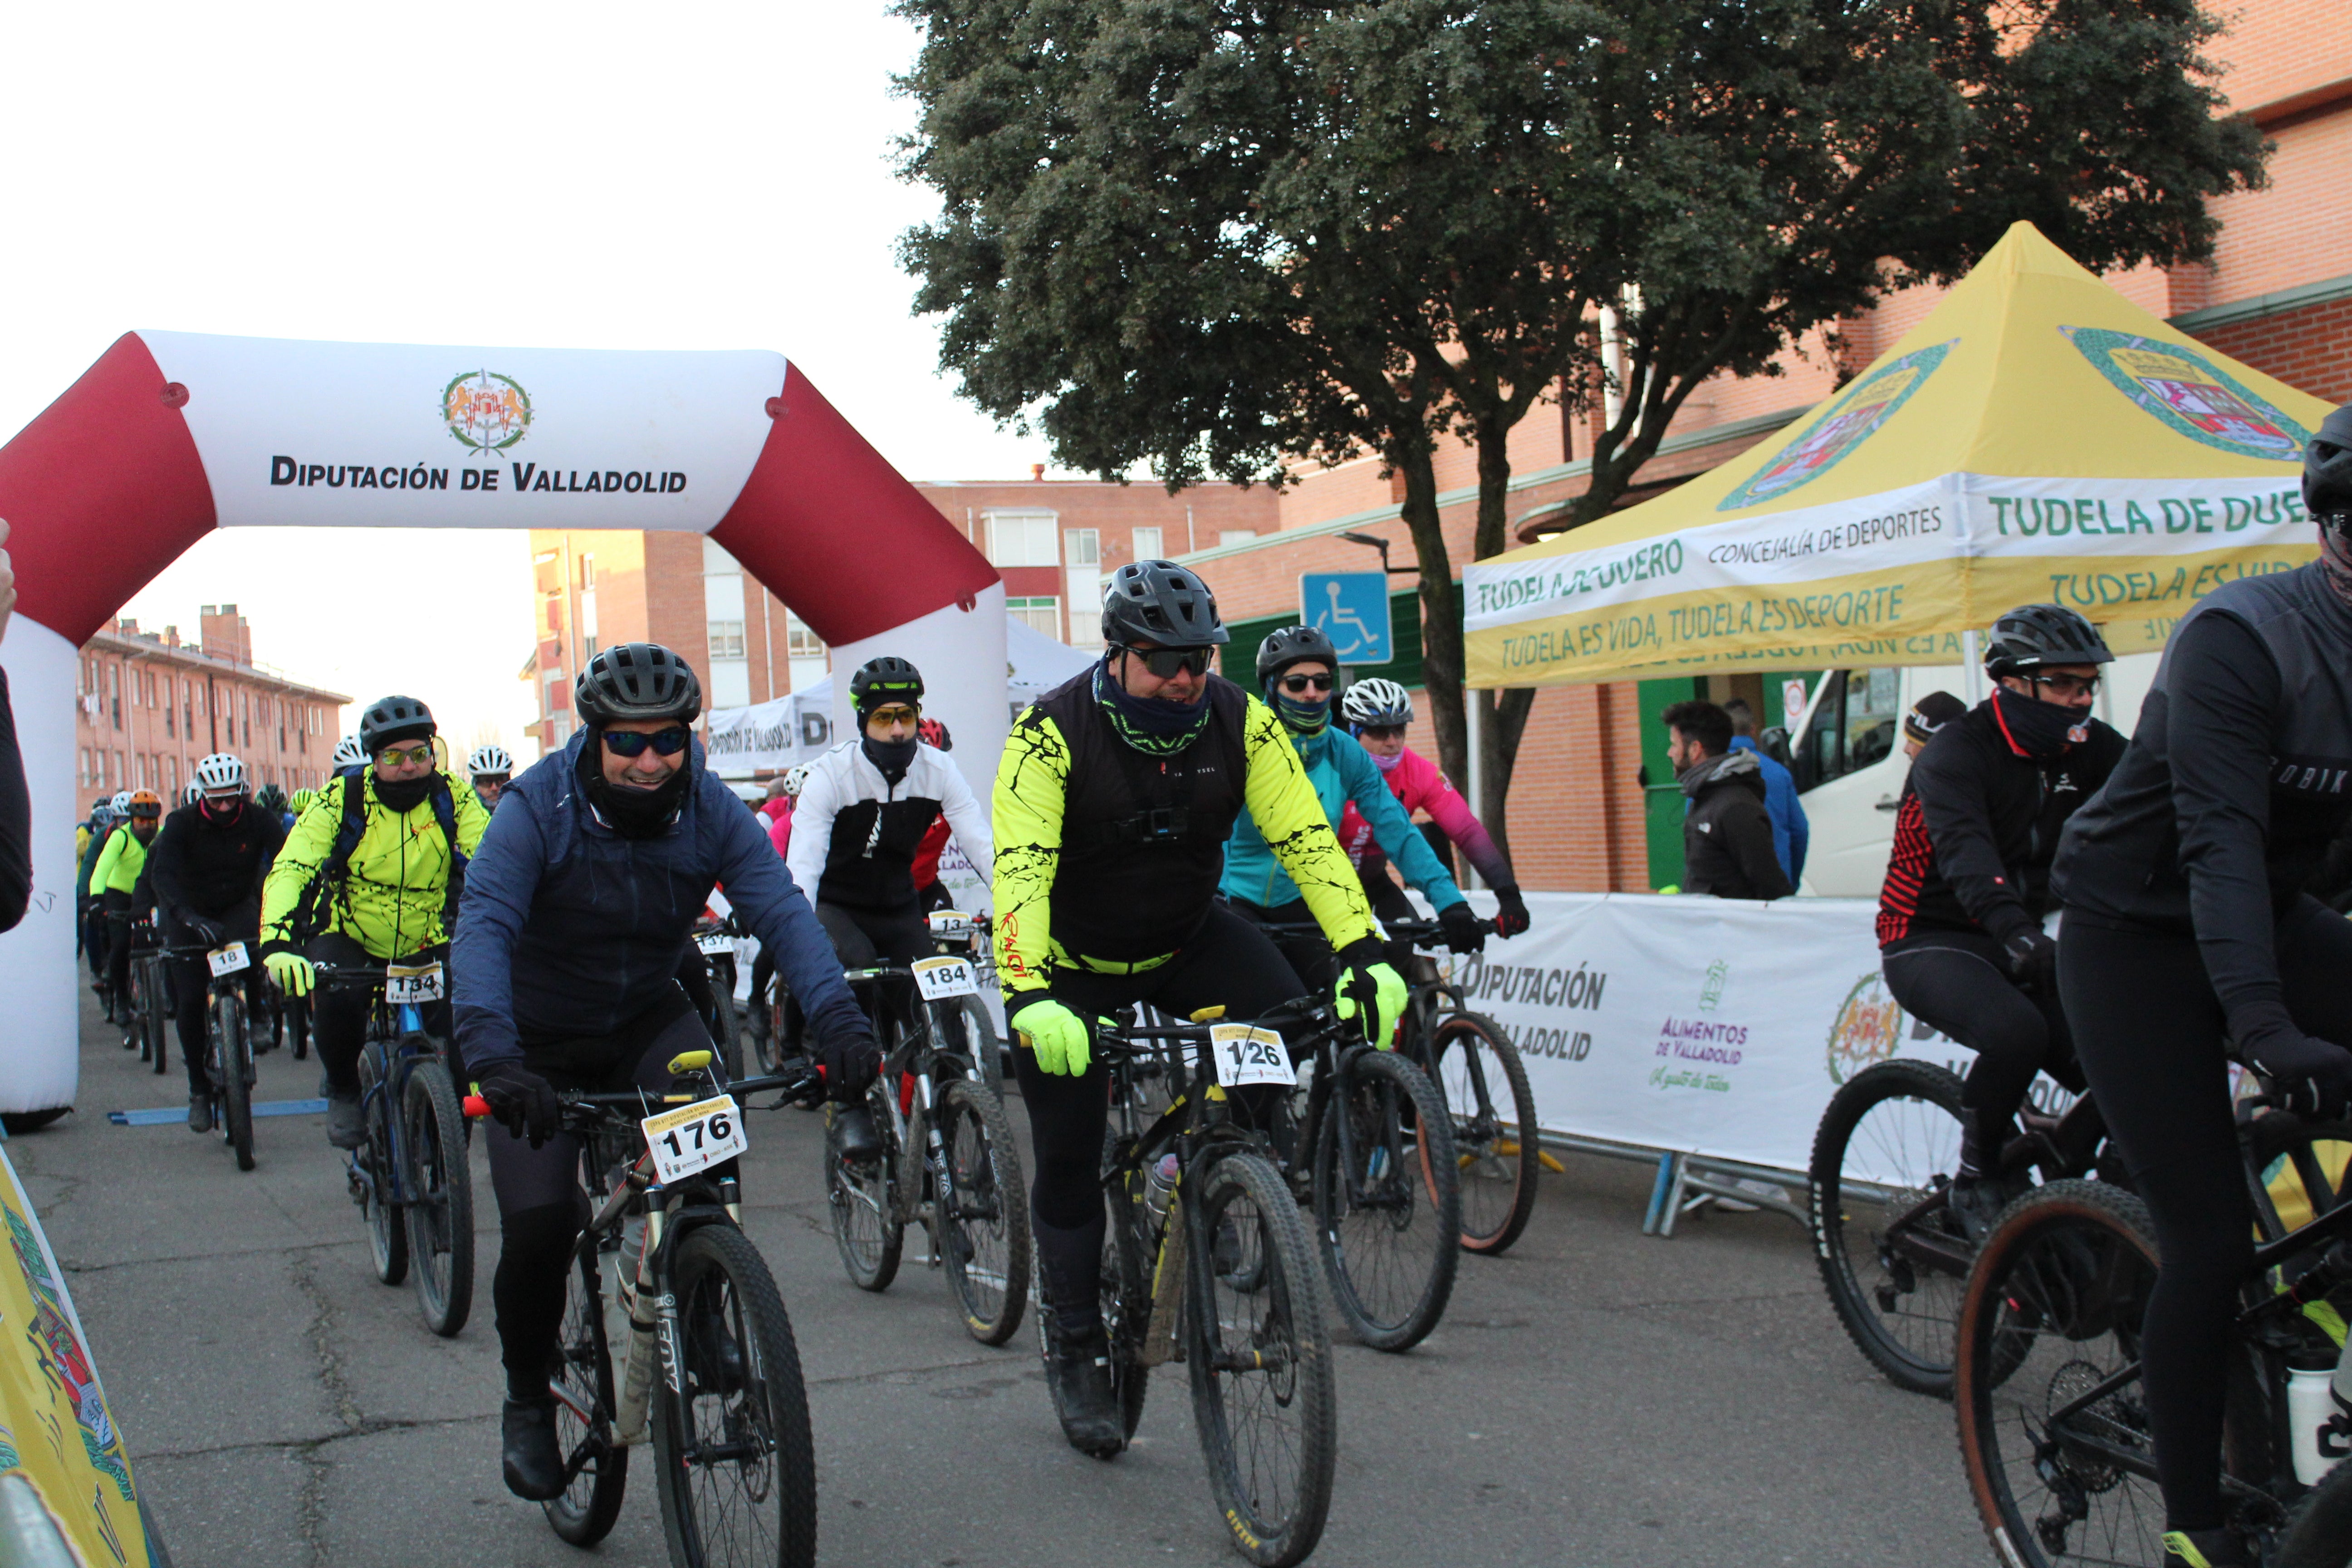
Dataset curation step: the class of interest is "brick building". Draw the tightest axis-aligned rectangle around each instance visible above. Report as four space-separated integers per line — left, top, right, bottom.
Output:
74 605 349 810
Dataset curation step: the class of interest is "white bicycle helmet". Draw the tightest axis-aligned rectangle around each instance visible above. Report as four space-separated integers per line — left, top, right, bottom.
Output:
1340 676 1414 730
182 783 203 807
108 790 133 813
467 743 514 779
194 753 247 793
781 763 812 800
332 733 367 769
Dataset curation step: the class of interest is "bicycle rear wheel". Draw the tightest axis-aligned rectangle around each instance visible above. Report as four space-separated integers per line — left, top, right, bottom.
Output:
1312 1049 1459 1351
544 1244 626 1546
825 1080 902 1291
655 1223 818 1568
1424 1011 1540 1254
401 1056 475 1338
216 992 255 1172
932 1079 1029 1345
358 1044 409 1286
1809 1058 1971 1396
1187 1151 1337 1568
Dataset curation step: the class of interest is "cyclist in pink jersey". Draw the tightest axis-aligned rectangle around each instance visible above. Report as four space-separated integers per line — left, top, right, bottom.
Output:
1338 678 1531 936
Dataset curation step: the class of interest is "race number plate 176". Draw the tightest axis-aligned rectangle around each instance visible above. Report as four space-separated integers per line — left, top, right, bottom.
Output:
641 1095 747 1184
912 956 979 1002
1210 1024 1295 1088
206 941 250 978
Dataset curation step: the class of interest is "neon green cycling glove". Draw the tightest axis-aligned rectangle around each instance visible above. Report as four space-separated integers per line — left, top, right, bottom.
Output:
264 951 314 998
1331 941 1406 1048
1010 996 1091 1077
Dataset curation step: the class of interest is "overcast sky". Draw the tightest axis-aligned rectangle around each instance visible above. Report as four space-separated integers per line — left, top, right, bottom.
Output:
0 2 1050 756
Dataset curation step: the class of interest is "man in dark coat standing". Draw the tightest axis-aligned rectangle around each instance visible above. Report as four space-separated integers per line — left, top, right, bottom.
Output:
1663 700 1792 901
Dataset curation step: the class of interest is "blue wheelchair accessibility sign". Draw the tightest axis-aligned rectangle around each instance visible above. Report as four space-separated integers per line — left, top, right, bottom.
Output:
1300 571 1393 664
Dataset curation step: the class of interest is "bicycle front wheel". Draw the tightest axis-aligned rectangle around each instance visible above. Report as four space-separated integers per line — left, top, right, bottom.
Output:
401 1056 475 1338
655 1223 818 1568
1424 1011 1540 1254
1187 1151 1337 1568
2281 1457 2352 1567
708 980 745 1083
933 1078 1029 1345
358 1045 409 1286
216 992 255 1172
544 1243 626 1546
1312 1049 1459 1351
1809 1058 1970 1396
824 1081 902 1291
144 958 170 1071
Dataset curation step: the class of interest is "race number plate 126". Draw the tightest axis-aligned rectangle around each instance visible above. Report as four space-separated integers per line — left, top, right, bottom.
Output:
641 1095 747 1184
206 941 250 978
1210 1024 1295 1088
912 956 979 1002
386 960 445 1006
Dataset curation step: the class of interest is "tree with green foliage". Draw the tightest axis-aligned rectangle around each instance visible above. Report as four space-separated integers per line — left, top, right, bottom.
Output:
894 0 2266 857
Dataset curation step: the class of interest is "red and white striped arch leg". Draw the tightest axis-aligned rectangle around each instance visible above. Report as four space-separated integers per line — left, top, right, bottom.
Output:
0 331 1004 1115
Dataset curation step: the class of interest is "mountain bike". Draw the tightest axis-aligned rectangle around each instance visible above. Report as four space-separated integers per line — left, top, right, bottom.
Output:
688 908 745 1080
823 957 1030 1344
925 909 1003 1097
467 1049 823 1567
164 941 260 1171
1380 916 1540 1254
1254 920 1462 1351
132 935 172 1075
315 960 475 1337
1809 1058 2116 1396
1953 1088 2352 1566
1088 1000 1339 1567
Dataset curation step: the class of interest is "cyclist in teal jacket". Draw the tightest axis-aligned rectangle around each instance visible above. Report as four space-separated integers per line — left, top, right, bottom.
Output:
1222 626 1486 986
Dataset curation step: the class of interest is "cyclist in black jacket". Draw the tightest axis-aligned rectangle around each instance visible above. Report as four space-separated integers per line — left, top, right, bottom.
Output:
2049 406 2352 1568
1876 604 2124 1234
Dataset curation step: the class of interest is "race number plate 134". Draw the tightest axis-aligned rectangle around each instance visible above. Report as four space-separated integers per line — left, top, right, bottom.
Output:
1210 1024 1295 1088
912 956 979 1002
386 960 445 1006
640 1095 747 1184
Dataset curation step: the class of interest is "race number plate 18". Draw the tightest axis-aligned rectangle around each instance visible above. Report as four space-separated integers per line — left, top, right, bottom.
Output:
206 941 250 978
1210 1024 1295 1088
911 956 979 1002
641 1095 746 1184
386 960 445 1006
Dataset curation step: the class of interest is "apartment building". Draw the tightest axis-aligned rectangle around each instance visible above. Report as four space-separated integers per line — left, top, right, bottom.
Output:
75 605 349 808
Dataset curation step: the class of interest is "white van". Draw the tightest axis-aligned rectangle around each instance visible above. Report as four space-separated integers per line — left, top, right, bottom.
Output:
1782 651 2161 897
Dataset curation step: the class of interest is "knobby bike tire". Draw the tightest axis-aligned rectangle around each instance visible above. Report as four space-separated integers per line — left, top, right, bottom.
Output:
2280 1454 2352 1568
544 1244 627 1547
655 1223 818 1568
216 992 255 1172
1187 1151 1338 1568
359 1043 409 1286
960 995 1004 1098
401 1056 475 1338
289 995 310 1061
933 1078 1030 1346
1313 1049 1460 1352
1808 1058 1970 1396
145 958 170 1073
123 958 144 1052
708 980 745 1083
1103 1137 1156 1444
1426 1010 1541 1254
826 1077 902 1291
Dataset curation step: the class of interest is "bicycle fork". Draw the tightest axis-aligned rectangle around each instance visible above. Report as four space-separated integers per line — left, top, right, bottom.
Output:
613 1196 670 1447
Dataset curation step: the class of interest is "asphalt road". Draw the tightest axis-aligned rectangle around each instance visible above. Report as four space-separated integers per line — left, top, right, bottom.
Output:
17 990 1998 1568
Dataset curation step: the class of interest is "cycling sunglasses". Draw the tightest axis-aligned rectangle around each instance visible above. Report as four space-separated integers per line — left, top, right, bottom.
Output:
2029 671 2101 699
600 726 692 759
865 705 920 727
1115 644 1213 678
375 745 436 768
1279 672 1335 694
1357 724 1406 742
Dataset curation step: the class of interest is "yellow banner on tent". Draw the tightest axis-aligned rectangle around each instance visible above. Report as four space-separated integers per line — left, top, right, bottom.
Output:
1463 223 2332 688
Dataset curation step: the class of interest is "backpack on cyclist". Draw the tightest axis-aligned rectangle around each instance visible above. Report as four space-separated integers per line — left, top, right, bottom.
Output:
291 773 469 943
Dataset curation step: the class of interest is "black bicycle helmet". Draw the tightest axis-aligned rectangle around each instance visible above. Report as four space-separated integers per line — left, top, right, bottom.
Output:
358 695 436 753
253 783 287 814
575 642 702 726
1255 624 1339 686
1102 559 1229 647
2304 403 2352 529
848 657 924 715
1982 603 2114 677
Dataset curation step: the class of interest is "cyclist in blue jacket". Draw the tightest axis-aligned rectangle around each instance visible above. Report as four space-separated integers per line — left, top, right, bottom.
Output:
1222 626 1487 987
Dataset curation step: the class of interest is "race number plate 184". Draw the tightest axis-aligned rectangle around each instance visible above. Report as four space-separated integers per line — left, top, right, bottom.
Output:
641 1095 747 1184
912 956 979 1002
386 960 445 1006
206 941 250 978
1210 1024 1295 1088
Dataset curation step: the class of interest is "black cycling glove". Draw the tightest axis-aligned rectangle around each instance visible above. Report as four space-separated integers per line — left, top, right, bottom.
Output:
477 1060 561 1148
818 1026 882 1101
2001 929 2058 993
1437 900 1487 955
2241 1024 2352 1121
1494 887 1531 938
184 914 226 947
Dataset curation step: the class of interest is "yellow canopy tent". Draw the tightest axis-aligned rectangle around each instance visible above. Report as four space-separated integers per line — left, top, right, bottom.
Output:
1463 222 2332 689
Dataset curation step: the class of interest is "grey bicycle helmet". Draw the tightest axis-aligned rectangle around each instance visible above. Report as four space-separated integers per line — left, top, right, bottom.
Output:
1255 624 1339 686
1102 560 1229 647
575 642 702 726
1982 604 2113 677
2305 403 2352 529
358 695 436 753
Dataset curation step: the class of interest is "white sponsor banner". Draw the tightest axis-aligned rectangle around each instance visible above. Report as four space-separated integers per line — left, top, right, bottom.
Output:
140 331 780 530
1959 473 2308 558
703 690 837 776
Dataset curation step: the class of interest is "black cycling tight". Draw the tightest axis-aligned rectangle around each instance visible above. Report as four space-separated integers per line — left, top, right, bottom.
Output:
2062 897 2352 1530
1881 931 2079 1144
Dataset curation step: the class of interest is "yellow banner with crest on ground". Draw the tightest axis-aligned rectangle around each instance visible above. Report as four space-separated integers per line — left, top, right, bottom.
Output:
1464 223 2332 689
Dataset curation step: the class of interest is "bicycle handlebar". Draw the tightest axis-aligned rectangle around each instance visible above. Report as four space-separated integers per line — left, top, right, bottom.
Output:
461 1058 826 1128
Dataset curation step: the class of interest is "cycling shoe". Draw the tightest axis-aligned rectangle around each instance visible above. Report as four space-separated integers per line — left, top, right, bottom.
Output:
501 1396 568 1500
1046 1323 1125 1460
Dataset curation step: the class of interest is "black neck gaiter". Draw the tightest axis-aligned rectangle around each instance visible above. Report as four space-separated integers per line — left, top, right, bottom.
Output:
862 733 918 786
577 740 692 839
372 772 435 814
1990 687 2086 759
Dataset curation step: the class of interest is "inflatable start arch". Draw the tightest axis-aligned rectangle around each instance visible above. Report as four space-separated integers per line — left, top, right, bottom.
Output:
0 332 1006 1114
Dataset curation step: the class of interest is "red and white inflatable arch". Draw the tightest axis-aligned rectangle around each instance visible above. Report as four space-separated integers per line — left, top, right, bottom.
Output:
0 331 1004 1114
